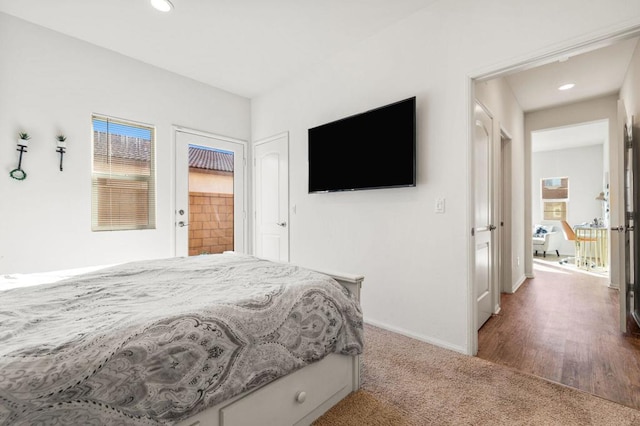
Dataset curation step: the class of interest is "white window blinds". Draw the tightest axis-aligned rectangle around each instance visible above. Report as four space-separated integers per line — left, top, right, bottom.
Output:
91 115 156 231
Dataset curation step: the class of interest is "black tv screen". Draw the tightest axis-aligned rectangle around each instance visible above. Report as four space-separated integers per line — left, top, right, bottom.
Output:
308 97 416 193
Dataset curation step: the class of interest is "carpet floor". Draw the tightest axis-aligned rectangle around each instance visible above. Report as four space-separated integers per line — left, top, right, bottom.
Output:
314 324 640 425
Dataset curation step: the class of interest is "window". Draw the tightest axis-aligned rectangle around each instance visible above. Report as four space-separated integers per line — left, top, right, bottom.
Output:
541 177 568 199
541 177 568 221
543 201 568 220
92 115 156 231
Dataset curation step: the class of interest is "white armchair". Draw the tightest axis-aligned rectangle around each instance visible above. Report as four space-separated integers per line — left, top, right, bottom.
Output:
532 224 562 257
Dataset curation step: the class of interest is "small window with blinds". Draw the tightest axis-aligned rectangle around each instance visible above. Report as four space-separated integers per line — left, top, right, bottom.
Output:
541 177 569 221
543 201 568 220
91 115 156 231
541 177 568 199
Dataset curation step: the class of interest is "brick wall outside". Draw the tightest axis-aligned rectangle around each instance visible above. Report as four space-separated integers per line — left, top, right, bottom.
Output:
189 192 234 256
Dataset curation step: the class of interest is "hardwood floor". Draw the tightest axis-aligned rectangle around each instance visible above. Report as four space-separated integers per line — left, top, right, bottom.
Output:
478 257 640 410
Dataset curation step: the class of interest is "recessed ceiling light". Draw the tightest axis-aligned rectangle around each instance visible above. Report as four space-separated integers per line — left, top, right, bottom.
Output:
151 0 173 12
558 83 575 91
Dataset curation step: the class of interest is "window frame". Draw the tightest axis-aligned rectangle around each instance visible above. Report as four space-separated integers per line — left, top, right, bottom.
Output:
91 114 157 232
541 176 569 221
543 200 568 221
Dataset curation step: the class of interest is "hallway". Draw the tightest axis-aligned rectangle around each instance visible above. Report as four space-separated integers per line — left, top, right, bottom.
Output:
478 258 640 410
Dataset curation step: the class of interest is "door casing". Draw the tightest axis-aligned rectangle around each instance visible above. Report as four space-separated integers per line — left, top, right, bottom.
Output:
500 131 513 295
616 101 629 332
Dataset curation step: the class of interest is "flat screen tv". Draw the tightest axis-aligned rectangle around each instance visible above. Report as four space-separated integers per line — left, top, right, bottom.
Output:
308 96 416 193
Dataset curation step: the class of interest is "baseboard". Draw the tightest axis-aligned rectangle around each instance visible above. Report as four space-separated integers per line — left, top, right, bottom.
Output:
363 318 467 355
512 274 527 293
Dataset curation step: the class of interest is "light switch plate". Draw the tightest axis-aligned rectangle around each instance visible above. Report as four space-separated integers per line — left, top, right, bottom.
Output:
435 198 445 214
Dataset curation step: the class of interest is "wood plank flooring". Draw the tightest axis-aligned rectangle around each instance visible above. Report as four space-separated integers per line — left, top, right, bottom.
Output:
478 257 640 410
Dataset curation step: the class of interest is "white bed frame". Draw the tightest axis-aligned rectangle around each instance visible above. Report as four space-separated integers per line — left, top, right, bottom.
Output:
176 270 363 426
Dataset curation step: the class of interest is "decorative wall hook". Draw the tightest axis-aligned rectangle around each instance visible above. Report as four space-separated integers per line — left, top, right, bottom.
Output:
10 132 31 181
56 134 67 171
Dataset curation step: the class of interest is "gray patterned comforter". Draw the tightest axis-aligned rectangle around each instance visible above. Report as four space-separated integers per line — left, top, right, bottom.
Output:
0 253 363 425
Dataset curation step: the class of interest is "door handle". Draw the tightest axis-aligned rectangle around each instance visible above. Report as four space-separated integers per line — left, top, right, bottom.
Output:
276 221 287 227
489 224 496 231
611 226 625 232
178 221 189 227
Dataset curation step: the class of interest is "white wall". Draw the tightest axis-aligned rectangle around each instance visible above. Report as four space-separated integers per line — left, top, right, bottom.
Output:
0 13 251 274
251 0 640 353
532 145 605 255
475 77 525 294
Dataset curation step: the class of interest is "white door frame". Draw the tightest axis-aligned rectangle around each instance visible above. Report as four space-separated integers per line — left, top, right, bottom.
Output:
253 131 290 261
615 101 629 332
499 129 513 295
172 125 248 256
467 25 640 356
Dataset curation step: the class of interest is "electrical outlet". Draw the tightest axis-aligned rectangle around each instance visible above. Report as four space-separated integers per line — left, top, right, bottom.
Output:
435 198 445 214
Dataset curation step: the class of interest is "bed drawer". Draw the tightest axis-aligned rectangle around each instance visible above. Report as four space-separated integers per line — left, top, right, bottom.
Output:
220 354 351 426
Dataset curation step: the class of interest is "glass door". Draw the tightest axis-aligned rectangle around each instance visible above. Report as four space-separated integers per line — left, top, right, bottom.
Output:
175 130 245 257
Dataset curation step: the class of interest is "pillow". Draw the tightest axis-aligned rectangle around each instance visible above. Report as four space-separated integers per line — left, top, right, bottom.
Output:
534 226 547 236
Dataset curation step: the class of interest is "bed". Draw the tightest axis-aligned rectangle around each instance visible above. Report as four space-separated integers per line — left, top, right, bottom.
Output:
0 253 363 425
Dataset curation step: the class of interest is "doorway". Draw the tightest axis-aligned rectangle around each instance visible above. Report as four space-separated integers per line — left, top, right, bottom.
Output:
470 31 640 409
469 33 640 355
174 129 246 257
530 120 610 274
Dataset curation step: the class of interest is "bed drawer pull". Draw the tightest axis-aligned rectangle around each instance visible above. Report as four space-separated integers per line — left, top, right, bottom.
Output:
295 391 307 404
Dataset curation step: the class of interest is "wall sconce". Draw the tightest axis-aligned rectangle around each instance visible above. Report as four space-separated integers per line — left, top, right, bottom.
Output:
56 135 66 171
9 132 31 181
595 192 607 201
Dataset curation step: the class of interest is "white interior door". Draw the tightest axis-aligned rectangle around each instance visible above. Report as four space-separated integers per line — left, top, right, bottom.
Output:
254 133 289 262
474 102 495 330
175 130 245 257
